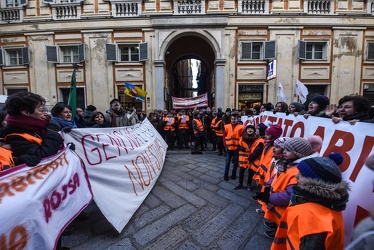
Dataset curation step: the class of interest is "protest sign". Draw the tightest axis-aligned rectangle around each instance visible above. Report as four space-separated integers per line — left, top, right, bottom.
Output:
0 148 93 249
255 111 374 244
62 118 167 233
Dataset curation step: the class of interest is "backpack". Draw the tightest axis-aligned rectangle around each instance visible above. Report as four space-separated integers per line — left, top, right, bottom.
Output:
0 146 15 171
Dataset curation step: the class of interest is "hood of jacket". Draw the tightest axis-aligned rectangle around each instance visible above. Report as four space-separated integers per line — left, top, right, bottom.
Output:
291 175 350 211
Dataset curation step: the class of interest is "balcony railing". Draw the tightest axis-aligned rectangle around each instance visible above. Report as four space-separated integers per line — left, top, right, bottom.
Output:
239 0 269 14
53 4 80 19
113 2 140 17
0 8 22 23
174 0 204 15
304 0 333 15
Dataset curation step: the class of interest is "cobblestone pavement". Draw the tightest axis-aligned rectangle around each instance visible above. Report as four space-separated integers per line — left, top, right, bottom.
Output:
62 148 273 250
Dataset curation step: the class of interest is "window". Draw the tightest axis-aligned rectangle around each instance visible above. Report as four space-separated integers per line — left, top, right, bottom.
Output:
59 87 85 110
6 88 28 95
2 0 27 8
106 43 148 62
240 40 276 60
0 47 30 66
46 44 85 64
367 42 374 61
298 41 327 60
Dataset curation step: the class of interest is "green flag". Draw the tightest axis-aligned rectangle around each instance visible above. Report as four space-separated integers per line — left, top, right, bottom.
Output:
68 65 77 118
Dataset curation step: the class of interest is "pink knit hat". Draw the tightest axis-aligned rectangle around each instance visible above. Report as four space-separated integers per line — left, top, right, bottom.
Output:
265 124 283 139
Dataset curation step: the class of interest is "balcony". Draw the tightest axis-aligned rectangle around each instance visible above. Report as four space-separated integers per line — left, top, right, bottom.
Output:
238 0 269 14
53 4 80 19
304 0 333 15
174 0 204 15
112 2 140 17
0 7 22 23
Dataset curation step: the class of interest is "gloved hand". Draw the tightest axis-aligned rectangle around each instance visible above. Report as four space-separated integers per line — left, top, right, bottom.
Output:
16 155 41 166
68 142 75 151
258 186 271 203
61 126 73 133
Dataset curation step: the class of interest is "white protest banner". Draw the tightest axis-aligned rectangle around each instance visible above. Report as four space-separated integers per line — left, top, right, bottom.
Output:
172 93 208 109
62 118 167 233
0 148 93 250
254 111 374 245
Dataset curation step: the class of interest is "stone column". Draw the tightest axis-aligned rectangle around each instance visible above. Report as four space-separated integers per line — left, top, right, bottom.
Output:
154 60 165 110
215 59 226 110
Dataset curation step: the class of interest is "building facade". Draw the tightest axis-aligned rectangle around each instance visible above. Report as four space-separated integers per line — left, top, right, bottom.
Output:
1 0 374 112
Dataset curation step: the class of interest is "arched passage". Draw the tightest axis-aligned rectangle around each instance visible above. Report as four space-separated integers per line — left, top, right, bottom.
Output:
163 35 216 108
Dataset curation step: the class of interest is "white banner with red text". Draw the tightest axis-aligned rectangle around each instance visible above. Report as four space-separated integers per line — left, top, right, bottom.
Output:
172 93 208 109
0 148 93 250
62 118 167 233
244 111 374 245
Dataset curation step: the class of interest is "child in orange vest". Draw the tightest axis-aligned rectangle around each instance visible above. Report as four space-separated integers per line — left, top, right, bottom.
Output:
271 153 349 250
257 135 323 238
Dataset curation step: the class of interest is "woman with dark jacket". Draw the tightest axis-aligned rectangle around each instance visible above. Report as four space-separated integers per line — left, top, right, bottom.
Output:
90 111 109 128
1 92 63 166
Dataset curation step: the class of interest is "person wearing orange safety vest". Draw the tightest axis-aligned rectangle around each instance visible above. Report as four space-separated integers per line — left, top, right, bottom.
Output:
192 110 205 153
223 112 244 181
212 112 225 156
176 110 191 150
271 153 349 250
210 111 218 152
162 111 177 150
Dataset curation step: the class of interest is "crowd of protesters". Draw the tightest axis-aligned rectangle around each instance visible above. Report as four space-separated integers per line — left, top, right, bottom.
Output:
0 92 373 249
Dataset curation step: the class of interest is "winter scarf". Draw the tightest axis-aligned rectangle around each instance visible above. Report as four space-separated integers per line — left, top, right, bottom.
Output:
51 116 77 129
6 114 50 138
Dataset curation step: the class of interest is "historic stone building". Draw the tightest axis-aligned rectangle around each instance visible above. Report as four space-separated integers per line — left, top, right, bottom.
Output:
1 0 373 112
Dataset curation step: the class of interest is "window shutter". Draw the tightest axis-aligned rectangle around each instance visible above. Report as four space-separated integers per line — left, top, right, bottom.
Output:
368 43 374 60
139 42 148 61
20 0 28 6
263 40 276 60
78 43 85 63
42 0 54 3
22 47 30 64
242 42 252 59
0 48 4 66
106 43 118 61
298 40 306 60
46 45 59 63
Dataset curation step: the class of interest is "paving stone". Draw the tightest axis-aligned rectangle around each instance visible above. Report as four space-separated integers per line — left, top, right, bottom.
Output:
183 204 221 231
134 204 171 228
143 225 189 250
217 189 251 207
163 180 207 207
133 204 197 246
198 174 222 185
109 238 136 250
194 188 229 208
143 193 162 208
192 178 220 192
192 203 245 247
177 239 202 250
176 179 200 191
152 185 187 208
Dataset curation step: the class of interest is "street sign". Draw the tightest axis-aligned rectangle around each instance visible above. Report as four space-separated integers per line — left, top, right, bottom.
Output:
267 60 276 80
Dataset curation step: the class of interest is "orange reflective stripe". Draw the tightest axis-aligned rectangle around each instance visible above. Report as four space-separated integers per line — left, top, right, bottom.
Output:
5 133 43 145
224 124 244 150
163 117 176 131
193 119 204 134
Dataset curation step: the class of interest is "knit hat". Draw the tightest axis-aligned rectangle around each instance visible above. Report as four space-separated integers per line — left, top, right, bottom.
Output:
311 95 330 110
265 124 283 139
274 137 289 149
297 153 343 183
257 123 268 136
284 135 322 158
246 124 256 131
289 102 304 112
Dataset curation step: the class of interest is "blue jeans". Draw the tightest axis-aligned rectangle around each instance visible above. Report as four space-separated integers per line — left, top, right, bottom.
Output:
225 149 239 176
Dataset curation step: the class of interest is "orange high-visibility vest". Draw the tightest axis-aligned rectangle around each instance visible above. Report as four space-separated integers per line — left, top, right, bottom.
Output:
5 133 43 145
193 118 204 135
238 137 251 168
163 117 176 131
224 123 244 150
254 145 273 186
271 202 345 250
177 114 190 129
264 166 298 225
248 137 265 172
213 120 224 137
